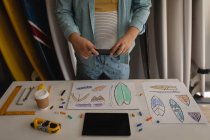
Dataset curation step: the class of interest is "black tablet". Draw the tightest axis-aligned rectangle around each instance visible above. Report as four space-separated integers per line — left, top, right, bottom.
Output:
82 113 131 136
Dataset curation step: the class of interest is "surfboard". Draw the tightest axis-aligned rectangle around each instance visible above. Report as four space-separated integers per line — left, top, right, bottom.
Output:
46 0 75 80
2 0 48 80
21 0 64 80
0 3 33 81
0 49 14 98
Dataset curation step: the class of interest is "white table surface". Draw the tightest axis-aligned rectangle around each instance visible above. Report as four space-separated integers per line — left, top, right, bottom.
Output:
1 79 210 140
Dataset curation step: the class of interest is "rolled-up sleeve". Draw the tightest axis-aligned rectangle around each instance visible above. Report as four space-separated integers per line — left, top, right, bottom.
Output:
55 0 81 39
130 0 152 34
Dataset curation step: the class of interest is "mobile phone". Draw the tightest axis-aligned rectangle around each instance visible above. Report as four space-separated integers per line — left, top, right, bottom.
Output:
96 49 111 55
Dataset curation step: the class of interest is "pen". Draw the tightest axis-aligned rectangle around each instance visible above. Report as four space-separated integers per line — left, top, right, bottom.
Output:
60 90 66 96
23 87 34 102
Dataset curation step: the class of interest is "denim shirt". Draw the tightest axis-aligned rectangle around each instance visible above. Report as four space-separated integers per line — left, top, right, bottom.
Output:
55 0 151 64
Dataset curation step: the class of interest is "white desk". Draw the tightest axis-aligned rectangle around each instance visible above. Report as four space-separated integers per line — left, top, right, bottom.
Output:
0 79 210 140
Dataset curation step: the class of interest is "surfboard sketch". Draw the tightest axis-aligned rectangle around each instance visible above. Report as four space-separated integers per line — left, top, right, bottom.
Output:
71 93 90 103
169 99 184 123
76 86 92 90
91 96 105 103
75 104 91 107
143 82 208 124
67 81 139 110
151 96 165 116
92 85 106 92
150 85 177 90
176 95 190 106
188 112 201 122
114 82 132 106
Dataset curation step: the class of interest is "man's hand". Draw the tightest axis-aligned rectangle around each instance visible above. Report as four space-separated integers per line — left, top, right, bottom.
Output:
110 27 139 56
69 33 99 59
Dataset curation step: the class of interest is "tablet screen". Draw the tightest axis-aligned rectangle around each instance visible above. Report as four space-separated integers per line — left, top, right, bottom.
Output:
82 113 131 136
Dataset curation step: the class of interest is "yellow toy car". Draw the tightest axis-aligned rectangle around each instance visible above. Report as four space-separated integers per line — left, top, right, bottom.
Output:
31 118 61 134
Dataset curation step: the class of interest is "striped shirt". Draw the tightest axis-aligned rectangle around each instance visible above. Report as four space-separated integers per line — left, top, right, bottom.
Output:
95 0 118 50
95 11 118 50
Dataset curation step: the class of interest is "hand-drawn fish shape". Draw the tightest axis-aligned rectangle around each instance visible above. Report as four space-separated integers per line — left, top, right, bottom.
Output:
169 99 184 123
188 112 201 122
92 85 106 91
176 95 190 106
114 82 131 106
151 96 165 116
150 85 177 90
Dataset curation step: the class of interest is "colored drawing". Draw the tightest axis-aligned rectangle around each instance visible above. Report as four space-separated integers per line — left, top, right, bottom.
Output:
151 96 165 116
75 104 91 107
68 81 139 110
93 103 103 107
76 86 92 90
176 95 190 106
169 99 184 123
91 96 105 103
143 82 208 124
188 112 201 122
92 85 106 91
150 85 177 90
114 82 131 106
71 93 90 103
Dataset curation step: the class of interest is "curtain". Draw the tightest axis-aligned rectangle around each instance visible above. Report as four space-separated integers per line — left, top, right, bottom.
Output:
146 0 210 96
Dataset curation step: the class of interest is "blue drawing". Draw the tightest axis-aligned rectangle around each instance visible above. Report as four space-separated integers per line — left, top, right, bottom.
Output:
169 99 184 123
114 82 131 106
151 96 165 116
188 112 201 122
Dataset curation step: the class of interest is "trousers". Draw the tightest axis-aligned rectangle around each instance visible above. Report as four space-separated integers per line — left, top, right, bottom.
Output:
76 55 130 80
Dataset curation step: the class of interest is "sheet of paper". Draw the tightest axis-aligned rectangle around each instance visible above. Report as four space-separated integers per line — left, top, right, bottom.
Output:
142 81 208 124
67 81 139 110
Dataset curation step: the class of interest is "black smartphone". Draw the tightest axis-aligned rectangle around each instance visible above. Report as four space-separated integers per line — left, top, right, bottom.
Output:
82 113 131 136
96 49 111 55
